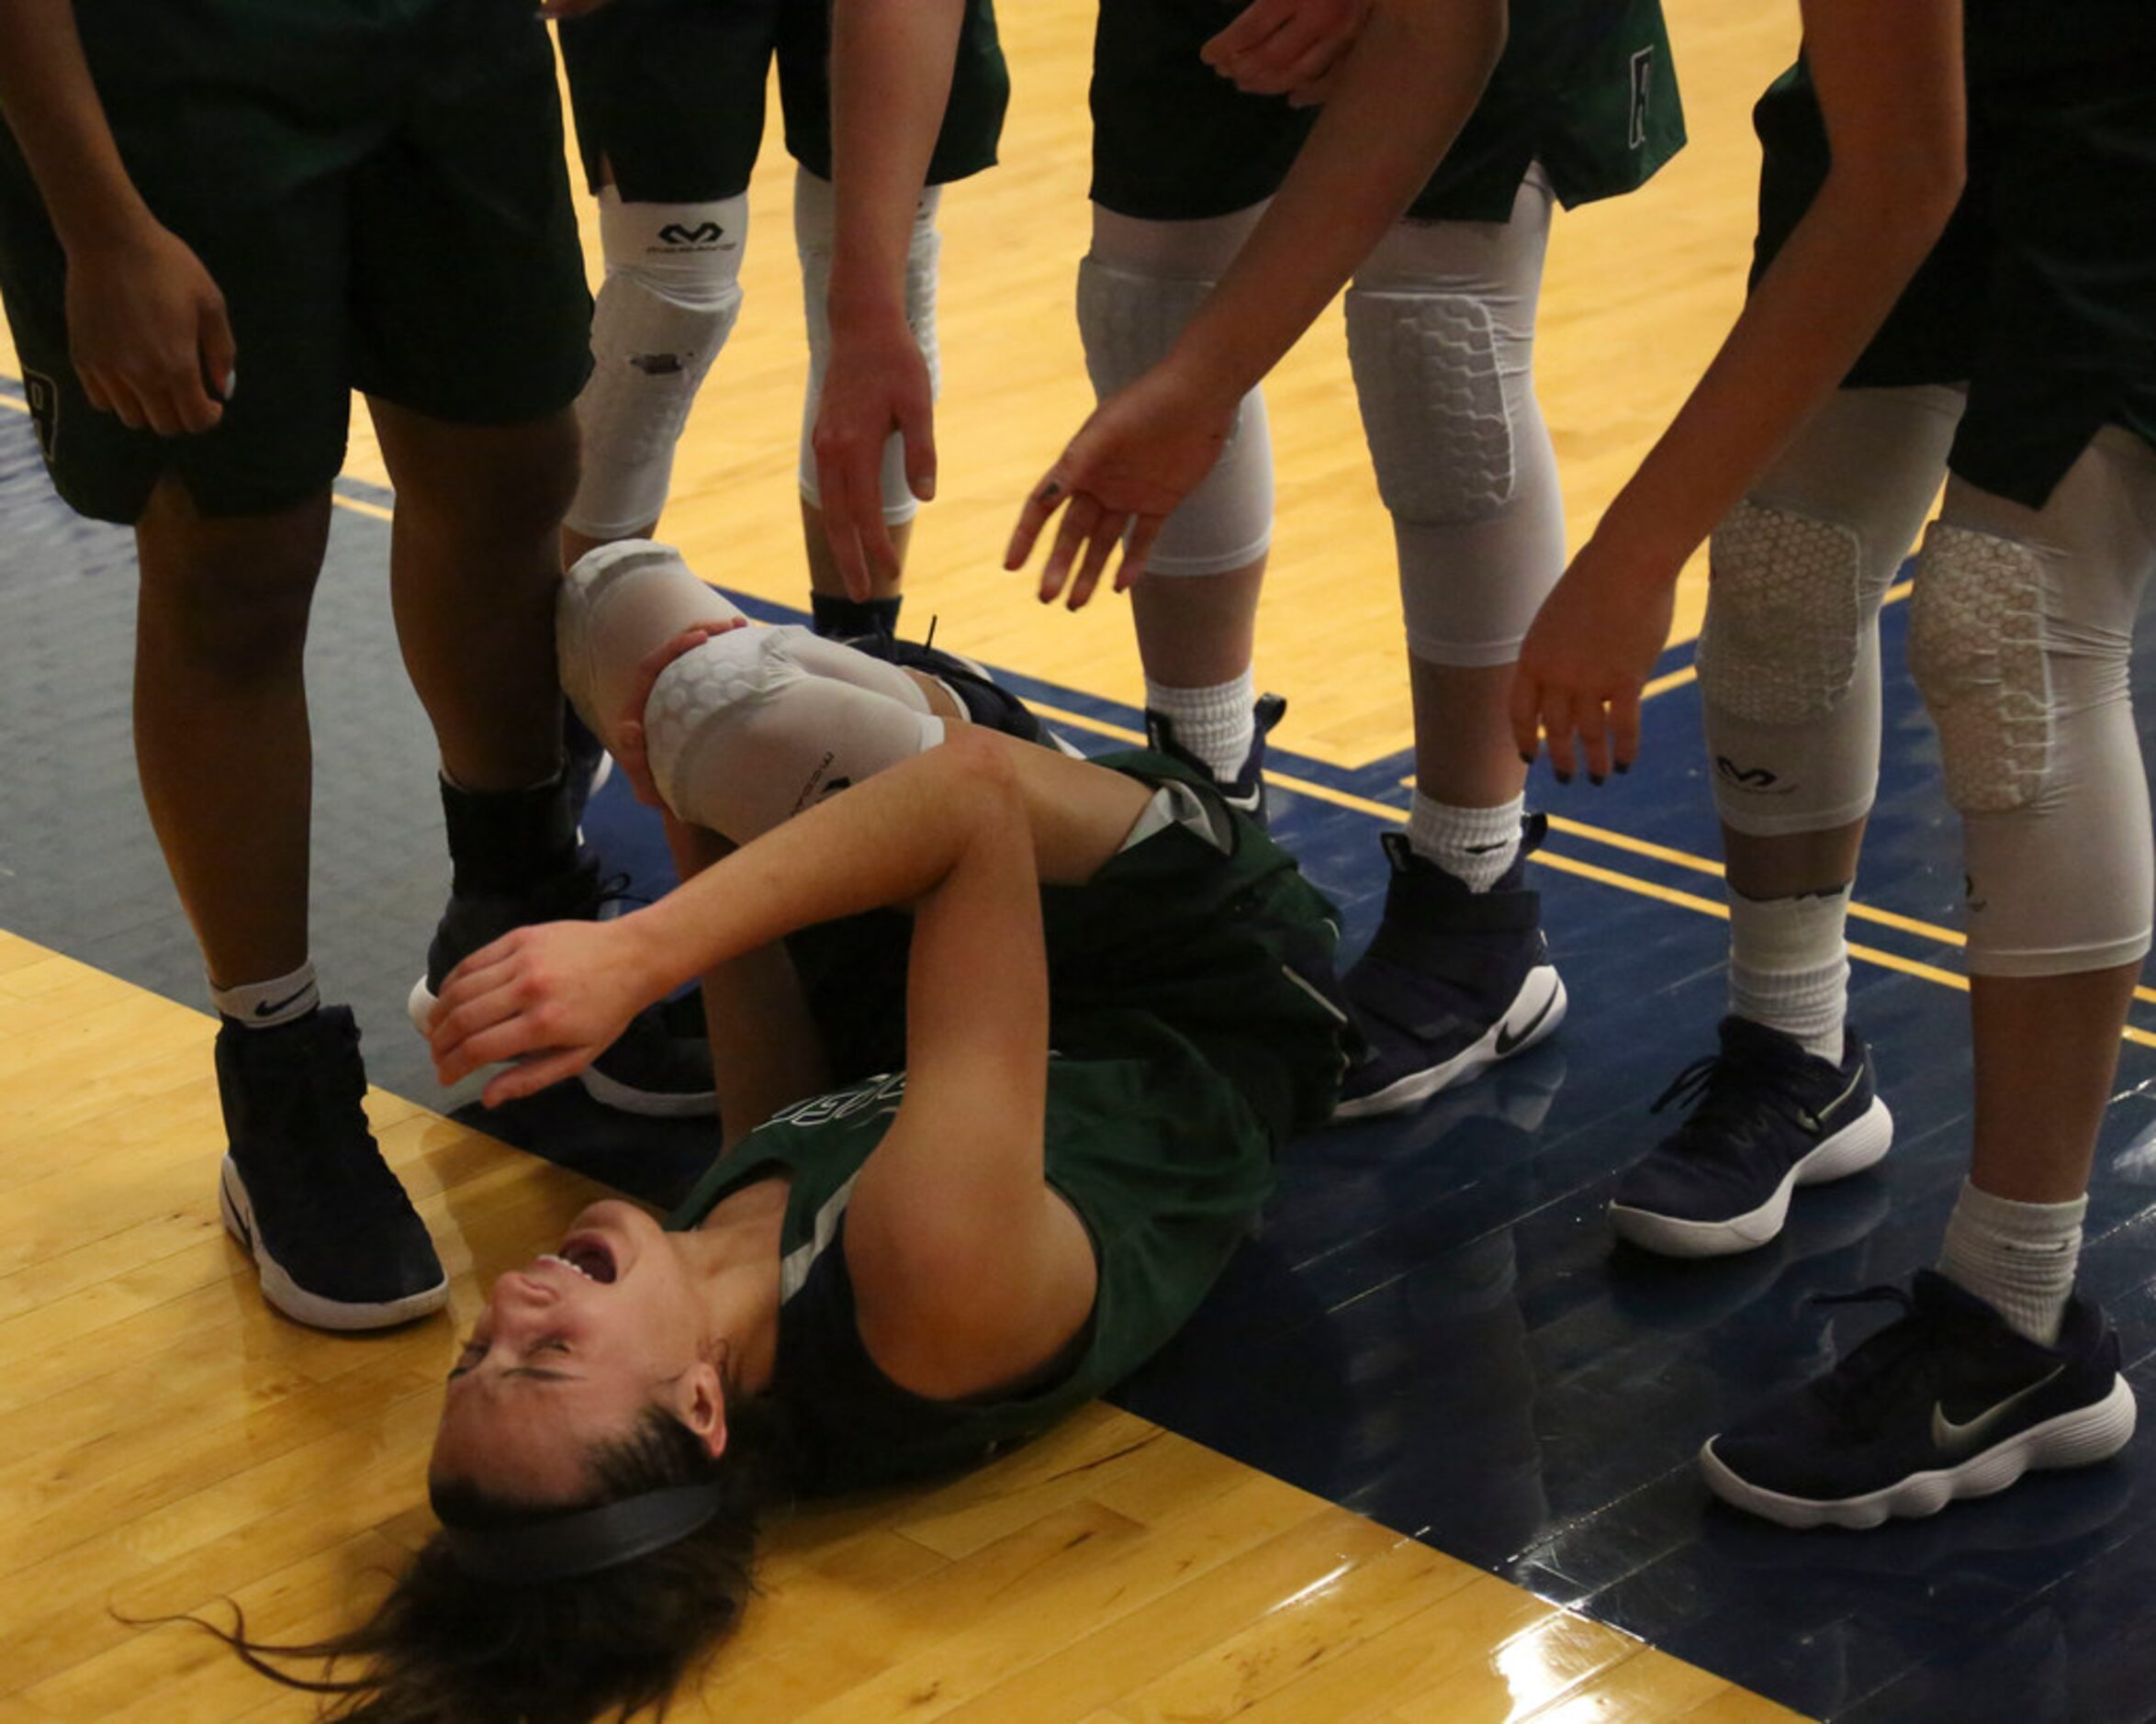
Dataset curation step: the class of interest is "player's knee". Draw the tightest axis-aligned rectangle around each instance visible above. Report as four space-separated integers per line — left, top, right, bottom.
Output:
1344 286 1515 526
567 191 748 540
1698 499 1871 727
1907 521 2053 814
1074 218 1273 576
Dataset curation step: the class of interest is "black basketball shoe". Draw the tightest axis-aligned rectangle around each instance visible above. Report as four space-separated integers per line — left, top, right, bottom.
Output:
216 1007 447 1330
410 848 714 1118
1332 821 1566 1119
1702 1271 2138 1528
1144 693 1286 823
1609 1018 1892 1257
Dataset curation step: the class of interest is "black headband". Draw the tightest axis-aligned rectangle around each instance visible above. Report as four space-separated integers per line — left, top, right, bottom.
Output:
443 1483 730 1583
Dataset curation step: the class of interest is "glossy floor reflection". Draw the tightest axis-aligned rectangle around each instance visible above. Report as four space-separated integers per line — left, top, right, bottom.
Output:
3 395 2150 1719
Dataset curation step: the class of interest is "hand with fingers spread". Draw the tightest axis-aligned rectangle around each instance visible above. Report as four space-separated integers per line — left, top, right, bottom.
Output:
1005 363 1240 609
1510 541 1674 784
1201 0 1370 105
812 308 937 599
612 617 752 809
66 218 235 437
427 920 660 1107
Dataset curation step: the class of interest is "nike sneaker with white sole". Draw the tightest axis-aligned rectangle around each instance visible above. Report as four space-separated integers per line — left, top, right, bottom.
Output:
1610 1018 1892 1257
1333 820 1566 1119
1702 1271 2137 1529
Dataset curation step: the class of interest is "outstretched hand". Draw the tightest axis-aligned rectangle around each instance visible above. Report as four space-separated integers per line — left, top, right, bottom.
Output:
612 617 751 810
1510 543 1675 784
427 921 653 1108
1005 367 1239 609
67 219 235 437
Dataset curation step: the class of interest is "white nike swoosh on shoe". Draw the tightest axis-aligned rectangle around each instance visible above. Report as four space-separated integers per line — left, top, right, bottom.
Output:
1930 1363 2067 1457
1796 1066 1867 1134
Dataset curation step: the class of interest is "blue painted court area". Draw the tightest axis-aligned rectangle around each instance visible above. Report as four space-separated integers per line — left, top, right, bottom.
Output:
5 392 2155 1721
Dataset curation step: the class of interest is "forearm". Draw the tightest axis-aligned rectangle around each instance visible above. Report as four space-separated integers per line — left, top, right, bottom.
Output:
0 0 152 252
1162 0 1505 406
826 0 962 331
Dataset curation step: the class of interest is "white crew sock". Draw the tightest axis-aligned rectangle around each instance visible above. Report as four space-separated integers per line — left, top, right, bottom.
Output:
1406 791 1523 893
1145 668 1254 785
1727 886 1850 1062
1937 1180 2086 1347
210 960 320 1029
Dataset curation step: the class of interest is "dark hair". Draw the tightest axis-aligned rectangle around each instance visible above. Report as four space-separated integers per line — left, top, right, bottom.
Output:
174 1400 790 1723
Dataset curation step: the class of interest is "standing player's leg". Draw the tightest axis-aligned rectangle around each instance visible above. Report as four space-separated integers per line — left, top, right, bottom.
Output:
1331 175 1568 1117
1609 386 1962 1255
1082 202 1282 813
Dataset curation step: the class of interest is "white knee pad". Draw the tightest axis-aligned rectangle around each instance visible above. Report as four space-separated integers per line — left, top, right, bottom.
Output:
794 170 942 522
1344 175 1564 666
643 624 945 844
1077 207 1274 576
565 189 749 541
1701 386 1963 835
557 541 751 741
1916 436 2156 976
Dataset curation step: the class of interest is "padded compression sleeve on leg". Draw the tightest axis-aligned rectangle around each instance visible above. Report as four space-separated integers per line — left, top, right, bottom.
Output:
1078 205 1274 576
794 169 942 522
566 188 748 541
1700 386 1963 836
1918 431 2156 977
1344 170 1565 668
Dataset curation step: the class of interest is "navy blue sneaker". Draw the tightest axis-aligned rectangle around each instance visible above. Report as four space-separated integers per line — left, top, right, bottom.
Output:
1702 1272 2138 1528
409 854 715 1119
217 1007 447 1330
1333 821 1566 1119
1610 1018 1892 1257
1144 693 1286 823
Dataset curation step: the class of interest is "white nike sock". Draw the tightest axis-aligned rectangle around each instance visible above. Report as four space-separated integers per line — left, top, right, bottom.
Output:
1406 792 1523 893
1727 886 1849 1062
1145 669 1254 785
1938 1180 2085 1347
210 959 320 1029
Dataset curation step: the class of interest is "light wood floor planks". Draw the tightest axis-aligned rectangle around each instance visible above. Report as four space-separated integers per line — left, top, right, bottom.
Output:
0 929 1802 1719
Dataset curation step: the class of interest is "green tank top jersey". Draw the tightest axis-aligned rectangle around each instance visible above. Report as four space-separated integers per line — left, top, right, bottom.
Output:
666 754 1348 1494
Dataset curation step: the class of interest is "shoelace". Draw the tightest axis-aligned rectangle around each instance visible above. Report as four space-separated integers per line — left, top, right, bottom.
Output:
1801 1284 1980 1424
1648 1049 1797 1152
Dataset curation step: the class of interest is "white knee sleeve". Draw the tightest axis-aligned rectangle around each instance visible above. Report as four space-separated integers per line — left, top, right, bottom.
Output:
1344 171 1565 667
1700 386 1963 835
794 169 942 522
558 538 932 748
1077 206 1274 576
644 624 945 844
566 189 749 541
1911 431 2156 975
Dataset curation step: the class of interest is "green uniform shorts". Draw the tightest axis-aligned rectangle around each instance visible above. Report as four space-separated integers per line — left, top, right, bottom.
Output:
0 0 592 526
559 0 1010 203
1090 0 1683 224
1753 45 2156 509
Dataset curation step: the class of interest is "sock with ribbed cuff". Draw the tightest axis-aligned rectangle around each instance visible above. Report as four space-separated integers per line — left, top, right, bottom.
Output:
1727 885 1850 1063
1938 1179 2085 1347
1405 792 1523 893
1145 669 1254 785
211 960 320 1030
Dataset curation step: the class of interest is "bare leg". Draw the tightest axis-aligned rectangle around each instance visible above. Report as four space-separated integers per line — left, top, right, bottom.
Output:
1129 561 1264 688
803 499 909 602
1410 659 1526 810
1969 967 2139 1203
1723 817 1870 901
133 478 332 987
371 398 580 791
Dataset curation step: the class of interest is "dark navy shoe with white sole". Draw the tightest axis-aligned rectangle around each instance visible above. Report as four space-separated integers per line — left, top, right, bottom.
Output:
1333 820 1566 1120
1702 1271 2138 1528
1144 693 1286 825
410 849 715 1119
1609 1018 1892 1257
217 1007 447 1330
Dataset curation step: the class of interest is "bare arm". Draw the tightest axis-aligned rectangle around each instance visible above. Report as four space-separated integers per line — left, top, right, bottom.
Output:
1510 0 1966 779
1007 0 1507 603
0 0 234 433
812 0 966 596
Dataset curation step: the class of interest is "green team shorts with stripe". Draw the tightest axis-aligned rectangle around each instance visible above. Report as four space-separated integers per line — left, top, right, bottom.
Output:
0 0 592 527
1090 0 1684 223
787 749 1350 1145
559 0 1010 203
1752 49 2156 509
